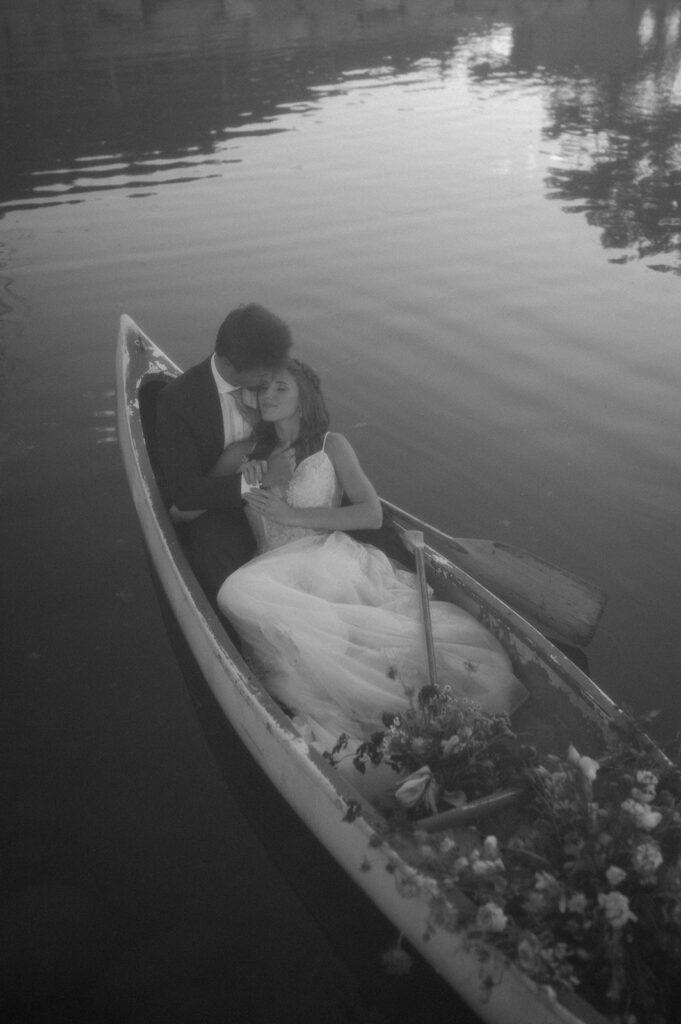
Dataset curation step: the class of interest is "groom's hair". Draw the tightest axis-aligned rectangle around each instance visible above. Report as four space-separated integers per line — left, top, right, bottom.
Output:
215 303 292 369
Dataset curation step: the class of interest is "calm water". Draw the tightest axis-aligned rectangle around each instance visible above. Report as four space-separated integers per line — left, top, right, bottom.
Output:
2 0 681 1021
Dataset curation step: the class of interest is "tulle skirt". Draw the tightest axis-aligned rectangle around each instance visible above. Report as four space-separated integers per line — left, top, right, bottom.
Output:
218 532 526 776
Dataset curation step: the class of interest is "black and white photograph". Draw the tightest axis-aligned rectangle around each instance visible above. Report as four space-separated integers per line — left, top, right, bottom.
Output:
2 3 681 1023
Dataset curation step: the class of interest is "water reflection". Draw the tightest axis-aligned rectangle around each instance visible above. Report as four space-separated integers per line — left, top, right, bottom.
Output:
2 7 681 1021
2 0 681 270
532 2 681 273
0 0 459 213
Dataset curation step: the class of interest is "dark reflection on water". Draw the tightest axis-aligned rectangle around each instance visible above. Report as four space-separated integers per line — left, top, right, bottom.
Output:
3 1 681 269
0 3 447 184
536 6 681 273
2 2 681 1023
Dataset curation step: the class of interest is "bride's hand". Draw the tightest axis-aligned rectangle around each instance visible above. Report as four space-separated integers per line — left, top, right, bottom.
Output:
261 446 295 488
260 448 294 487
241 459 267 486
244 489 298 525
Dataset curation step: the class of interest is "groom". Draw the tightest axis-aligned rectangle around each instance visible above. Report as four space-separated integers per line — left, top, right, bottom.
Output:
155 303 294 607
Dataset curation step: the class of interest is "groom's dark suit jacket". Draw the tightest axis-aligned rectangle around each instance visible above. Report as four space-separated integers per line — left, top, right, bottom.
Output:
155 355 243 513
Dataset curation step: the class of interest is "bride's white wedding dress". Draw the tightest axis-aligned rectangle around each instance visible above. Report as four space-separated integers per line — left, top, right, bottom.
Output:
217 440 526 796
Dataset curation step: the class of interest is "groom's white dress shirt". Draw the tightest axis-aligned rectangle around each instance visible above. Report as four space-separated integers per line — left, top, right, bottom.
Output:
210 353 256 445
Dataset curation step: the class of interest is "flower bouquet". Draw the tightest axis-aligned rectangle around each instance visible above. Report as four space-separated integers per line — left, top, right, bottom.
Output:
328 685 681 1024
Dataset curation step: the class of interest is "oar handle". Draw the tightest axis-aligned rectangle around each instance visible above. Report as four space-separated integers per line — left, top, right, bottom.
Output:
416 786 526 832
402 530 438 689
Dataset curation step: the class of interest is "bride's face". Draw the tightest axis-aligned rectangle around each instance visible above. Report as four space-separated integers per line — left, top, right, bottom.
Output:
258 370 300 423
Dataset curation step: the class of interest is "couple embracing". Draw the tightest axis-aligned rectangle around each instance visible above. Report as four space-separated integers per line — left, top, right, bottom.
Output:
156 304 525 796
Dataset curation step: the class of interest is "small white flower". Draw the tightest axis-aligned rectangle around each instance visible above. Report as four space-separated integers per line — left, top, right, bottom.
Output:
483 835 500 860
417 841 436 861
475 901 508 933
598 891 637 929
630 770 659 805
472 857 498 876
621 798 662 831
381 942 413 975
567 743 600 783
606 865 627 888
567 892 588 914
631 839 663 877
517 932 542 973
636 769 658 792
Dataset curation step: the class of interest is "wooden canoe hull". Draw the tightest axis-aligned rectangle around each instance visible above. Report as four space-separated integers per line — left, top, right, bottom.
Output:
117 314 620 1024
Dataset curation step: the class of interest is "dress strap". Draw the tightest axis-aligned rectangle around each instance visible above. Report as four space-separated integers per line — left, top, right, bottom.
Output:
321 431 330 452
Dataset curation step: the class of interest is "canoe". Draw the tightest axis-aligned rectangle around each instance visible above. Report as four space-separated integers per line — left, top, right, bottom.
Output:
115 314 660 1024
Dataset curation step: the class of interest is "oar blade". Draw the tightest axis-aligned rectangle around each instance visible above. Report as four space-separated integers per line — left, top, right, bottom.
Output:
383 501 607 647
443 538 607 647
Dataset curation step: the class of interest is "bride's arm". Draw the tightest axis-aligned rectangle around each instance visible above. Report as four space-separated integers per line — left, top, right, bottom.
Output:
209 438 255 477
244 432 382 531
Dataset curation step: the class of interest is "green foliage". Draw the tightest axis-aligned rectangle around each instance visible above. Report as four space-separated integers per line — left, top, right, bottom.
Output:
333 685 681 1024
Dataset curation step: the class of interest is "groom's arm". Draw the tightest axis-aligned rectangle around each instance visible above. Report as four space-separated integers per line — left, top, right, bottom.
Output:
155 385 243 513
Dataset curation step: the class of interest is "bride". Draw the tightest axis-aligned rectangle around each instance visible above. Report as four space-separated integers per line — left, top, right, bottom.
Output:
216 359 526 796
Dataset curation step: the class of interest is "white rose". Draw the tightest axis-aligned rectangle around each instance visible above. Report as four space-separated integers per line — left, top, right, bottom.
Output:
476 901 508 933
631 839 663 877
605 865 627 888
472 858 498 876
621 798 662 831
598 891 637 929
636 770 658 795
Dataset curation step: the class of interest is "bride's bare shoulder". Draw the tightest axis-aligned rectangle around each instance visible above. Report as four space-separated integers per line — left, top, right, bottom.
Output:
322 431 353 456
322 432 364 469
323 431 352 450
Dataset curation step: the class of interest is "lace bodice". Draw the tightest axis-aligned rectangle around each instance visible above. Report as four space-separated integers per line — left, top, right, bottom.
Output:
246 447 342 553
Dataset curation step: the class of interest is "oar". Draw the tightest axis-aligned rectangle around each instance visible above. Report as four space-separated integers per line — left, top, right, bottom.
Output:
383 500 607 648
402 530 439 689
400 530 528 833
416 786 526 832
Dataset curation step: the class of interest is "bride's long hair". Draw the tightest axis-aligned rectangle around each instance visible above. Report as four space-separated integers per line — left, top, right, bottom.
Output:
252 357 330 464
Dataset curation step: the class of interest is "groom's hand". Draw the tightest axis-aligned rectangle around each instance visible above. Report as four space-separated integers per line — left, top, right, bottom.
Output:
262 446 295 488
